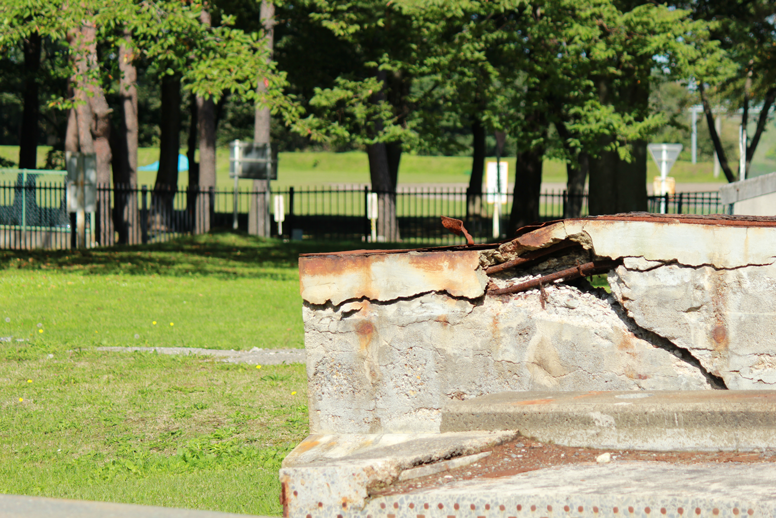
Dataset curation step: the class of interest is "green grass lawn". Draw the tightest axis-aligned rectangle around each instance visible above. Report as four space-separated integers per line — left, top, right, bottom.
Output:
0 145 735 189
1 348 307 515
0 233 406 515
0 233 313 351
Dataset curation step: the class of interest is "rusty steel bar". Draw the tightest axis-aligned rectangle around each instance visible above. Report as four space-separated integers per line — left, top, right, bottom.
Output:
488 259 621 296
486 240 581 275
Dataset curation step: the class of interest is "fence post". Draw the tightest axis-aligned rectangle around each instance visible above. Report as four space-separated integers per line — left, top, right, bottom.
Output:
141 185 148 244
677 192 683 215
209 186 215 227
288 187 295 233
364 185 370 240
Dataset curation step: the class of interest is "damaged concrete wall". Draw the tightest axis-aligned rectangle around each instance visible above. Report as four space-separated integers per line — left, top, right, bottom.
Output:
300 214 776 435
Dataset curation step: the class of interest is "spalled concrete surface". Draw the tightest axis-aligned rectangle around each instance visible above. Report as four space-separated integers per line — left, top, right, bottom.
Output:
300 215 776 435
291 215 776 517
441 390 776 451
279 431 518 517
353 462 776 517
96 346 305 365
303 250 711 435
0 494 269 518
609 261 776 389
299 250 488 305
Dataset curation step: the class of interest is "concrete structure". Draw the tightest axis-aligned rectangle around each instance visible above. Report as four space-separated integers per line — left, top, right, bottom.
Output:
442 390 776 451
284 214 776 517
720 171 776 216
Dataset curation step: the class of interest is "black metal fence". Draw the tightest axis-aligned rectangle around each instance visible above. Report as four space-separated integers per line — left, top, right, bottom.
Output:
0 180 727 250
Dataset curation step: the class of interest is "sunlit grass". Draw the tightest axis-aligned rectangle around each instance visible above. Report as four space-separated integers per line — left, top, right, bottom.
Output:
0 347 306 515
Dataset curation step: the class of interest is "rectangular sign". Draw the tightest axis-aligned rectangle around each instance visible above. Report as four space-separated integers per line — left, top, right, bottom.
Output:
66 152 97 213
485 161 508 204
229 141 278 180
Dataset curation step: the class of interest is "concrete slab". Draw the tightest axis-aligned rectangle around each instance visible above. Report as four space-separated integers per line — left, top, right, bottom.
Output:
0 494 270 518
442 390 776 451
358 461 776 517
279 431 518 517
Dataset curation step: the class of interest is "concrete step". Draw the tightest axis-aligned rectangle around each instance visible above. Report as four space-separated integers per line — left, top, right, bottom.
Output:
362 461 776 518
442 390 776 451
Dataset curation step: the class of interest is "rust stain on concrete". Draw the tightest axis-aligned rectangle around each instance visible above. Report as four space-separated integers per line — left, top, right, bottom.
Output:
300 250 487 305
356 321 376 352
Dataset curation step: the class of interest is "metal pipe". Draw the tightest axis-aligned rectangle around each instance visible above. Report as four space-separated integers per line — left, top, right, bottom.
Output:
488 259 621 296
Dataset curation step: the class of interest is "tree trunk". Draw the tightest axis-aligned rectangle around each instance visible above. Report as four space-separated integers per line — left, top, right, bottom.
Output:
565 152 588 218
508 144 544 233
250 0 274 237
18 32 41 169
746 87 776 175
197 96 216 233
467 118 486 217
616 140 647 212
367 142 400 241
588 139 617 216
186 92 200 224
115 33 139 244
698 84 736 182
154 72 182 231
65 76 78 154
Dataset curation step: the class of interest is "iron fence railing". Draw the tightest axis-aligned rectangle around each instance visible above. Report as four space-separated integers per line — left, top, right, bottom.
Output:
0 179 727 250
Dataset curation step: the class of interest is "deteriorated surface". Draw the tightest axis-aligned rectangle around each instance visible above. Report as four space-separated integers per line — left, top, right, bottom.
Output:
300 215 776 435
372 436 776 498
299 250 488 305
303 246 711 435
442 390 776 451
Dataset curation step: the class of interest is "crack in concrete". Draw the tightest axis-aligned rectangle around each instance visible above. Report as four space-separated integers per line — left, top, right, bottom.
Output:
610 300 728 390
568 277 729 390
305 290 483 317
620 256 776 273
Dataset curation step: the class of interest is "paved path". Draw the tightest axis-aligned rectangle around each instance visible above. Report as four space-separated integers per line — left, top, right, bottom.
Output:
96 346 305 365
0 494 273 518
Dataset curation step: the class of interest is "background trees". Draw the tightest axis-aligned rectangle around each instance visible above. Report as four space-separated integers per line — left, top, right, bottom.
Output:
1 0 773 236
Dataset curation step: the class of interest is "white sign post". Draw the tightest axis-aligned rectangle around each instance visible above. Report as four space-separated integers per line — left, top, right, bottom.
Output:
485 161 508 239
66 152 97 248
273 195 285 236
647 143 683 214
366 192 379 242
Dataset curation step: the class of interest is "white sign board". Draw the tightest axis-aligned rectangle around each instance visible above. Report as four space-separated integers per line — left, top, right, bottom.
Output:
229 140 277 180
485 161 508 204
366 193 379 220
647 144 683 179
66 152 97 213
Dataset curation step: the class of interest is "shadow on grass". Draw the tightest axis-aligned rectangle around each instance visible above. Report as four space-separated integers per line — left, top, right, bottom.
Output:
0 230 421 279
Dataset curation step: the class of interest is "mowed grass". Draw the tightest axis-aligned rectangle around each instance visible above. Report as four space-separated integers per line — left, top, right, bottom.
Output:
0 232 402 515
1 346 307 515
0 232 346 351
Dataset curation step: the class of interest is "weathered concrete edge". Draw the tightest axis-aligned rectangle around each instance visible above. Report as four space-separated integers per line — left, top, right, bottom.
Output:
442 390 776 451
279 431 518 516
720 171 776 204
0 494 270 518
299 250 487 305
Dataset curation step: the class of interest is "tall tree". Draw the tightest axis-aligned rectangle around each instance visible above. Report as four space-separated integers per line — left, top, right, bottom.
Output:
18 32 41 169
249 0 274 237
688 0 776 182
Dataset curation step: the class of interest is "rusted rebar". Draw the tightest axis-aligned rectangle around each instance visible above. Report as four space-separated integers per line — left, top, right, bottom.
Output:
488 259 621 296
486 240 580 275
441 216 474 246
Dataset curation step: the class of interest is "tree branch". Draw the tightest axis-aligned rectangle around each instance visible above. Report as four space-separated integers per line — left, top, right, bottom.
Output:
698 82 736 183
746 86 776 165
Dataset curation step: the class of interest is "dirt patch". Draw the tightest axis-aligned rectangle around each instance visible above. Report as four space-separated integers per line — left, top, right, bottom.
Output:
371 436 776 497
